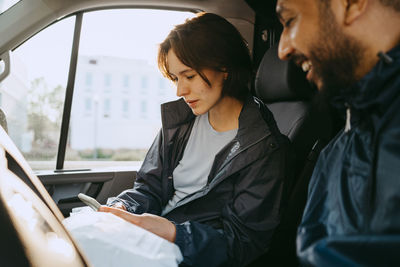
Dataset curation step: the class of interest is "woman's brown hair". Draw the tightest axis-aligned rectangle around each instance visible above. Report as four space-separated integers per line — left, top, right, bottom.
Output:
158 12 252 102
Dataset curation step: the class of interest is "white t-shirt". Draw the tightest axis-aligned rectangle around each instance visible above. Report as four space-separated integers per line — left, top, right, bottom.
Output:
162 113 237 215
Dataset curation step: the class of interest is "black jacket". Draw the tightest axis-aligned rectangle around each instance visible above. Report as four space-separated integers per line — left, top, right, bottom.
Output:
113 95 293 266
297 44 400 266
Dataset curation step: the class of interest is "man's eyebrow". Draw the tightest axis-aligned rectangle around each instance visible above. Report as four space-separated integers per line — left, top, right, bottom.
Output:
276 4 288 22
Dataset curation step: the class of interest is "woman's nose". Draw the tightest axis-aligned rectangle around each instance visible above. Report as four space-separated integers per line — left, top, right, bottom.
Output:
176 81 189 97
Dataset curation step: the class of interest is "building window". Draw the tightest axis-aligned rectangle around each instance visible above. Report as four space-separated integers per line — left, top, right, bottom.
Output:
159 78 165 89
140 100 147 118
123 75 129 88
85 98 92 112
158 78 166 95
122 99 129 118
89 59 97 65
85 72 92 86
103 98 111 117
104 74 111 87
141 76 148 89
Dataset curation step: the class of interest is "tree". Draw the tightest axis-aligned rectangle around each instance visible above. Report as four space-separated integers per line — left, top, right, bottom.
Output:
27 77 64 150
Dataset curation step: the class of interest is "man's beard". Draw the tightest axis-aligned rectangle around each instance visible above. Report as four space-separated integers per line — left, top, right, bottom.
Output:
310 33 364 104
310 5 366 105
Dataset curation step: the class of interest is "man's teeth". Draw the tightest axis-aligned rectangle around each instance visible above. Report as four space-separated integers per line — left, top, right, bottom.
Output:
301 61 312 72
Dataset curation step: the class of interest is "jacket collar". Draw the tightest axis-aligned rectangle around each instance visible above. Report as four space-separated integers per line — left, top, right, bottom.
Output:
161 94 271 148
236 95 271 149
161 98 194 129
331 43 400 117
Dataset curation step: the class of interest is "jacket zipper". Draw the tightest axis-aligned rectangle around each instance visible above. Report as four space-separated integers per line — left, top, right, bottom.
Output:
162 133 271 215
344 102 352 133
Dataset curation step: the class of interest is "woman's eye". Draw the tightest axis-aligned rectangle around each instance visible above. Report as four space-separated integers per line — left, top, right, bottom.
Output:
186 75 195 80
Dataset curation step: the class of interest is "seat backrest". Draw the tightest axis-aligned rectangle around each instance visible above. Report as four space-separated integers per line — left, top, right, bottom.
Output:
254 44 323 176
248 45 334 266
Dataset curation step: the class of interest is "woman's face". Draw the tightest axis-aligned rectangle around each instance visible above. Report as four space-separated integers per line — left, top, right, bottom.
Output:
167 49 227 115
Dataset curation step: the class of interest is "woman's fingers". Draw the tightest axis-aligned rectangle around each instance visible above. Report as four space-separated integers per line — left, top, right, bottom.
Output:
99 206 142 225
111 202 127 210
99 207 176 242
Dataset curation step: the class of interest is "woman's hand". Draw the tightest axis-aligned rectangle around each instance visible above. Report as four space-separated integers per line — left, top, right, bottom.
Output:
98 206 176 243
111 202 127 211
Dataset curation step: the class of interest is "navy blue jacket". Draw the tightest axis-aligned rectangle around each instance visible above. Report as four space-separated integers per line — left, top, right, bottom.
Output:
297 44 400 266
112 95 293 266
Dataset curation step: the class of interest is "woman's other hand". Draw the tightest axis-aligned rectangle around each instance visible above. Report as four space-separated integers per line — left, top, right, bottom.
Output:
98 206 176 243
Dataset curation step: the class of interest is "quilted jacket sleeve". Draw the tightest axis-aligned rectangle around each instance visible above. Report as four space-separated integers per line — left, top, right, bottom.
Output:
109 130 164 215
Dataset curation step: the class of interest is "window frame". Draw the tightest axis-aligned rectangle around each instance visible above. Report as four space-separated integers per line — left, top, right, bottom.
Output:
55 12 83 171
10 7 198 171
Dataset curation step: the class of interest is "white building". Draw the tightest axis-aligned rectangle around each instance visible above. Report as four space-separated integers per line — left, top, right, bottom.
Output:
69 55 177 150
0 53 31 152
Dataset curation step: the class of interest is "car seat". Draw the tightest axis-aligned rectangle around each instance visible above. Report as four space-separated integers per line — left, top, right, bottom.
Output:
248 44 335 266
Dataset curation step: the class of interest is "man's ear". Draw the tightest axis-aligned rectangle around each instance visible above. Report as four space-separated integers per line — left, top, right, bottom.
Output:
343 0 368 25
220 68 228 80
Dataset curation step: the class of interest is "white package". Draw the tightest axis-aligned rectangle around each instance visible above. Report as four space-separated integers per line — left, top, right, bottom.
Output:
63 210 183 267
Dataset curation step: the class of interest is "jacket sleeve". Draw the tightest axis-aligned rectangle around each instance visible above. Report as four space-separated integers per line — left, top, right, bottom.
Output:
174 138 292 266
109 130 164 215
298 234 400 267
298 184 400 267
297 135 400 267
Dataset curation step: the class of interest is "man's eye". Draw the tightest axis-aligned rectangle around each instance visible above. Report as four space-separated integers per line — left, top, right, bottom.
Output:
186 75 195 80
285 18 294 28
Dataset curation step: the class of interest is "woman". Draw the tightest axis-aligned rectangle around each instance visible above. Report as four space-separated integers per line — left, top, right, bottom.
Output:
100 12 292 266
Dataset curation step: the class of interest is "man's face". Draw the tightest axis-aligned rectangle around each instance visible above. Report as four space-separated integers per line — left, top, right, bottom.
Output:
277 0 365 100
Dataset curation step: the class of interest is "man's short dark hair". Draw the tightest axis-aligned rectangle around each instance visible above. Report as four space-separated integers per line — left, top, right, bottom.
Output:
380 0 400 12
319 0 400 12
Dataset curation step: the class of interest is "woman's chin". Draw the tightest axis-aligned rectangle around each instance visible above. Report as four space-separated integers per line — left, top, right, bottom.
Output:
191 107 206 116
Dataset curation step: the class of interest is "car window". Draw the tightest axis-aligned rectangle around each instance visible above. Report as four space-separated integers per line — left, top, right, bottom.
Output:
0 16 75 170
0 9 193 171
64 9 193 170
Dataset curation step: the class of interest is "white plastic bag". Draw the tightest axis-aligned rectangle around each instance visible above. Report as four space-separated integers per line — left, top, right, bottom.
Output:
63 209 183 267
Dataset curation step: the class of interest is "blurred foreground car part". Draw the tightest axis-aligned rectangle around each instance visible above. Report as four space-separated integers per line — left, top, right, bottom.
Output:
0 125 90 266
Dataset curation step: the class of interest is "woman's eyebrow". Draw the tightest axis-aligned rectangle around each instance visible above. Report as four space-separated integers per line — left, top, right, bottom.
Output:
179 69 194 75
169 68 194 77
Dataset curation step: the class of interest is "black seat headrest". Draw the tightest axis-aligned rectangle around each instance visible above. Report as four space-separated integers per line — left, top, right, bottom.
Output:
255 44 315 103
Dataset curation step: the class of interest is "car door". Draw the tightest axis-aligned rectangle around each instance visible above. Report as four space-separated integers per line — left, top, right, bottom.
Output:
1 8 193 217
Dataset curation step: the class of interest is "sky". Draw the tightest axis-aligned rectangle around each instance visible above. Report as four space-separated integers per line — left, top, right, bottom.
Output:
12 9 194 89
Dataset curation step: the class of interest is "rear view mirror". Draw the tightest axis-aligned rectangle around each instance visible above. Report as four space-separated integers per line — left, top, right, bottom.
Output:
0 51 11 83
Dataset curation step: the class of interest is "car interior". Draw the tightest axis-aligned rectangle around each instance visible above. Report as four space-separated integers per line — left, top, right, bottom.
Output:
0 0 341 266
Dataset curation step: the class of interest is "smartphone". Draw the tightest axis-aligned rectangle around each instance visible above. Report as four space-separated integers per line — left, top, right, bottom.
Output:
78 193 101 211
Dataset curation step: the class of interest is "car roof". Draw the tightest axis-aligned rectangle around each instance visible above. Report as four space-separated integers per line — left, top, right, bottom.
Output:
0 0 255 55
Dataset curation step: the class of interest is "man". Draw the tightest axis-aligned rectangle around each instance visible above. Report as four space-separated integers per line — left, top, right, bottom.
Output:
276 0 400 266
